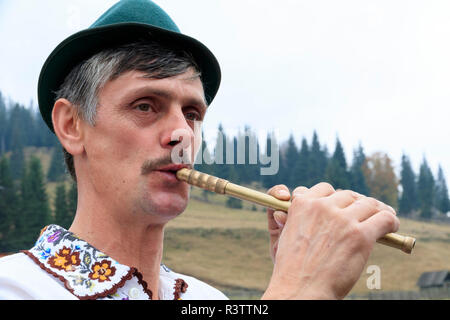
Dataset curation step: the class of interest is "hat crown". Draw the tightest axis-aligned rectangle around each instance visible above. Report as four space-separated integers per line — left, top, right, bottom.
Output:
91 0 180 33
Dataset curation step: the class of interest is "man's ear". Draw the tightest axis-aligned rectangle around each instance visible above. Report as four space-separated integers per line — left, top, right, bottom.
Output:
52 98 84 156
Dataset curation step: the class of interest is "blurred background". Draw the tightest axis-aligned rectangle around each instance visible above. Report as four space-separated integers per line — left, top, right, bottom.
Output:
0 0 449 299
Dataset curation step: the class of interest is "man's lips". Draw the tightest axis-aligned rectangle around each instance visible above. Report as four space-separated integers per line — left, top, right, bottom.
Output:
155 164 191 173
153 164 191 182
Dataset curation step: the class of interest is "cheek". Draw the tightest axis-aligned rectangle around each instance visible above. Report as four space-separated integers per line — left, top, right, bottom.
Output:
85 124 156 180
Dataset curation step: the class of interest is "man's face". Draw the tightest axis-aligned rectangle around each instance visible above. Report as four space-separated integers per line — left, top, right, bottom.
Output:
81 68 206 224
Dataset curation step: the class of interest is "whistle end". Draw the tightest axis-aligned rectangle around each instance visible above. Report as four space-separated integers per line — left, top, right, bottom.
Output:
401 236 416 254
176 168 191 182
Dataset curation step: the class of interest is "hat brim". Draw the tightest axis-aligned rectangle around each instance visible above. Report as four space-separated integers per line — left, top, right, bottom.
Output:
38 22 221 132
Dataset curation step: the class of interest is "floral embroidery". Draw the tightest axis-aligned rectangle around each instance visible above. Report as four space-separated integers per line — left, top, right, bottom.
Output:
23 224 186 300
48 246 81 272
40 248 51 260
89 260 116 282
47 231 62 243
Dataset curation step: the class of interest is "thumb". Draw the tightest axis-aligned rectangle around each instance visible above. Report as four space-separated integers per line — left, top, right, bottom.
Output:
273 211 287 228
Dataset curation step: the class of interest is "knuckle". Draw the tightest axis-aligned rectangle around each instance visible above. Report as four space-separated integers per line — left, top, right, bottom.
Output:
379 210 398 231
363 196 379 209
292 186 308 195
316 182 335 193
343 189 359 199
338 189 358 202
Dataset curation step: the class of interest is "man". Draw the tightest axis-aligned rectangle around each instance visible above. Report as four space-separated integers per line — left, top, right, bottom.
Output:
0 0 399 300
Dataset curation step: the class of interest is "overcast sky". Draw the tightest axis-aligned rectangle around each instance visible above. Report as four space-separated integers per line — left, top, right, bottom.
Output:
1 0 449 187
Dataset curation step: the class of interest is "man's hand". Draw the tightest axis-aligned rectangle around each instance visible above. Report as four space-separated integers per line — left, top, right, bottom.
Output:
263 182 399 300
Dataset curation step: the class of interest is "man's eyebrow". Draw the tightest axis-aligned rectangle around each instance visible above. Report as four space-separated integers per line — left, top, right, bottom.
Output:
129 85 207 110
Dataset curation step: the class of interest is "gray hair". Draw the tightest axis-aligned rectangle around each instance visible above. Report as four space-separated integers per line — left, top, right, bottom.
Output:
54 40 203 181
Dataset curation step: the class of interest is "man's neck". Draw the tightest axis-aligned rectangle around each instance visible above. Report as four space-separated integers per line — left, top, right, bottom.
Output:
69 209 166 300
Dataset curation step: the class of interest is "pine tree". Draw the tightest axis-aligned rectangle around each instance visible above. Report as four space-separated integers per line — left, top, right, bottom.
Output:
34 109 57 148
280 134 299 190
325 137 350 190
6 103 34 150
0 156 19 252
261 132 280 189
47 146 66 181
0 91 6 155
194 131 214 175
235 126 260 184
10 142 24 180
417 157 435 219
435 165 450 214
19 156 51 248
398 154 419 216
5 104 23 151
350 144 369 195
54 183 72 229
308 131 327 186
291 137 310 188
213 124 231 180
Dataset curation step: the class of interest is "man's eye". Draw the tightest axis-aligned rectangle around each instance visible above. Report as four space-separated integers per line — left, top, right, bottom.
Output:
185 111 200 121
135 103 151 112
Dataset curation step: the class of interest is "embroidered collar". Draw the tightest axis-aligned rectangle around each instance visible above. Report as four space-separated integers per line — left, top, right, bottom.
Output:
22 224 187 300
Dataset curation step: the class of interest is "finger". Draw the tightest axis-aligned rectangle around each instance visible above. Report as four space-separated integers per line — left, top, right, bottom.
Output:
273 211 287 228
343 196 396 222
267 185 290 230
267 184 291 201
292 186 308 196
293 182 335 199
325 190 361 209
360 210 400 242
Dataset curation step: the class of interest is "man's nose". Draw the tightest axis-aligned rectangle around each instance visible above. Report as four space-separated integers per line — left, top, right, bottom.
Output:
160 109 195 149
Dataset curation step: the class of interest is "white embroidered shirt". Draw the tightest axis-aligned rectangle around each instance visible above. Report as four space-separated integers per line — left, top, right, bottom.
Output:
0 224 228 300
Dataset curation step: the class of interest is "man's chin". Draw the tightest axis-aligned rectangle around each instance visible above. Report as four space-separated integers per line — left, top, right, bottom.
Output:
137 174 190 220
140 192 189 221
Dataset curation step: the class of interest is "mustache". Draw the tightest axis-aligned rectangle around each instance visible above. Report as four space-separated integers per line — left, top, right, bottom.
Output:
140 156 173 176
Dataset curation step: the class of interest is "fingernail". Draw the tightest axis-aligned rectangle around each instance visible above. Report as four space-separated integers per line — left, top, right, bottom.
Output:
278 190 289 197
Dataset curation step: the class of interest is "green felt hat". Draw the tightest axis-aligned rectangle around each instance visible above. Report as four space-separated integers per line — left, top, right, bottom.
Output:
38 0 221 133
